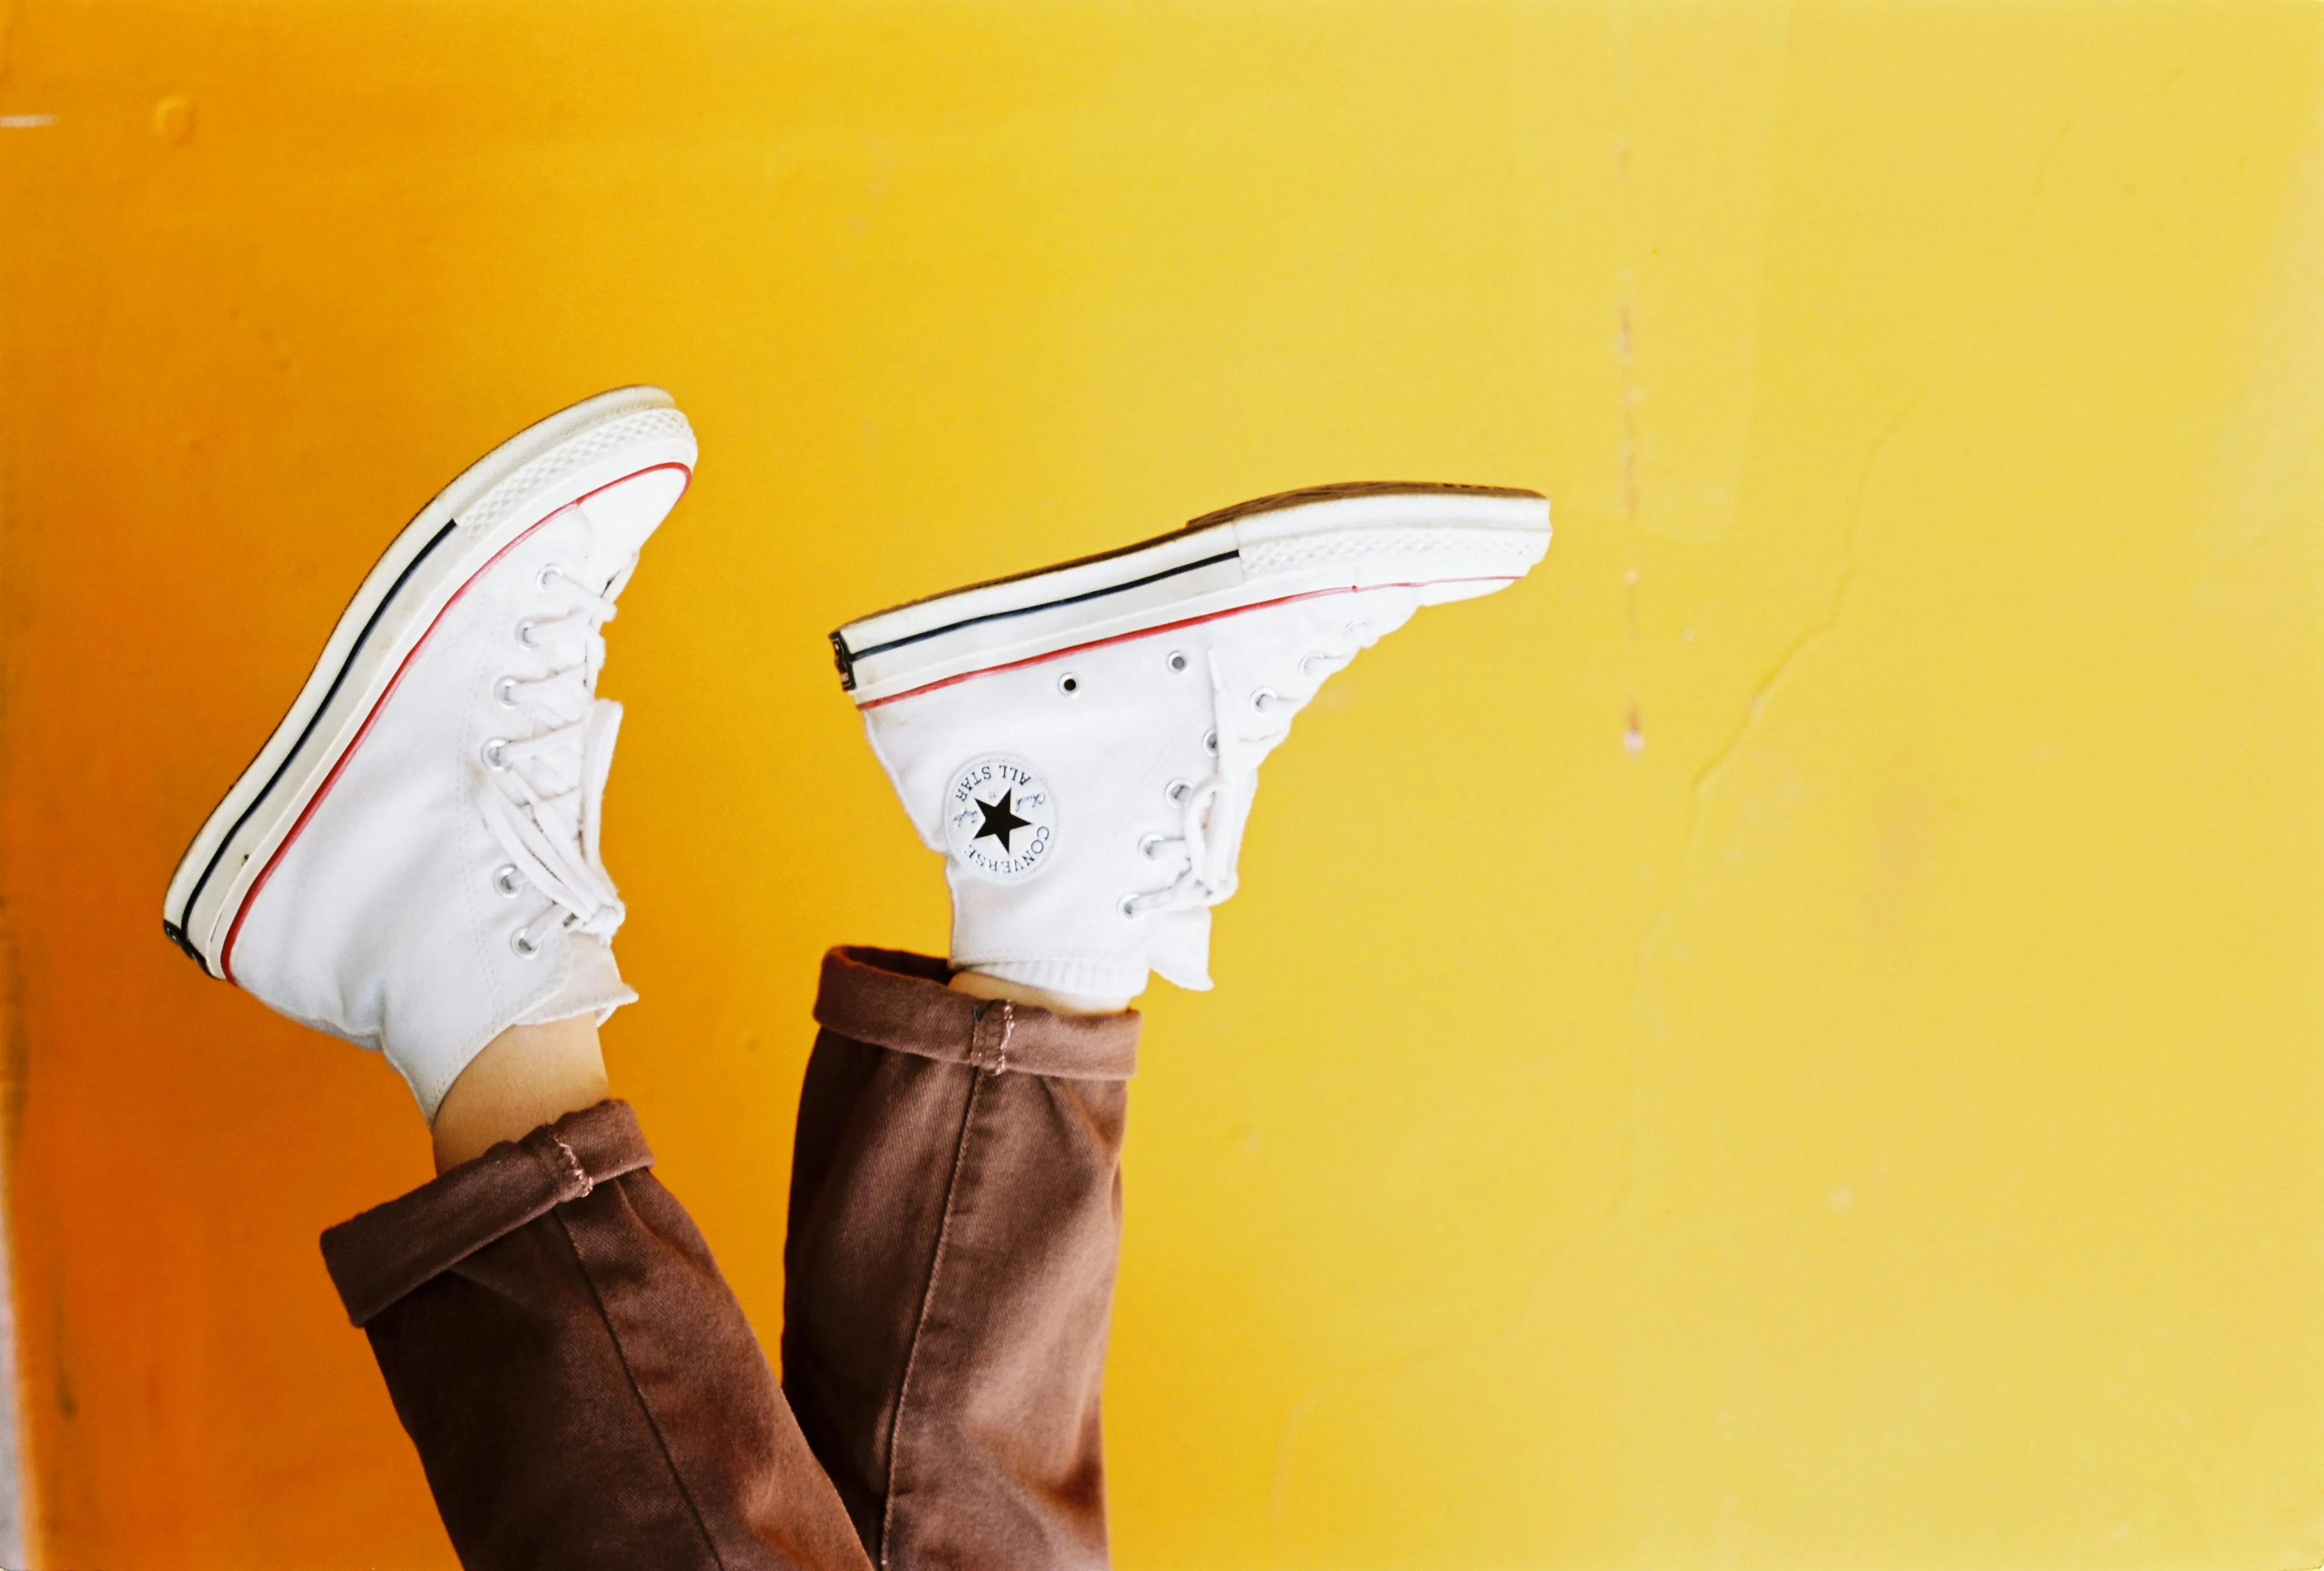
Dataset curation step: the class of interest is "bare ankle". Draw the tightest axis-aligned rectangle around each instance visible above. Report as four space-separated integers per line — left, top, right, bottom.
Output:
947 968 1132 1018
430 1017 610 1173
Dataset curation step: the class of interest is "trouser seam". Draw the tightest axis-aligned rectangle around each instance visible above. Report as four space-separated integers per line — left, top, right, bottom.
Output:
877 1065 988 1570
551 1198 729 1570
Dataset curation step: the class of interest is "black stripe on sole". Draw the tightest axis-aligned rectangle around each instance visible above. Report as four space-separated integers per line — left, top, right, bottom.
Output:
169 516 463 967
834 547 1241 681
826 483 1546 693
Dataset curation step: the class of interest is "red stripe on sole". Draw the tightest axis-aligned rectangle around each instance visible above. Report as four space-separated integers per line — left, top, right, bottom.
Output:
855 576 1518 711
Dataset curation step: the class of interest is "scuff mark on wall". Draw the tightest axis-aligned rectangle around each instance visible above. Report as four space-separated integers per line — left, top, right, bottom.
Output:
1611 0 1794 546
1624 568 1645 753
1611 0 1640 530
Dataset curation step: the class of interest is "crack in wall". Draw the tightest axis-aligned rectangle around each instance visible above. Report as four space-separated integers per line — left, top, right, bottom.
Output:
1615 117 2079 1230
1253 47 2083 1568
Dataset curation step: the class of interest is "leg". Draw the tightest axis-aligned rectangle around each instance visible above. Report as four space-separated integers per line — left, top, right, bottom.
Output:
324 1051 872 1571
807 481 1548 1563
431 1015 610 1173
164 393 868 1566
782 948 1137 1569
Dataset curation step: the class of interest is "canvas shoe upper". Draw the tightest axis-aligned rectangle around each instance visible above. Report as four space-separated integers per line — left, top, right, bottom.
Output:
163 388 695 1118
833 482 1550 1000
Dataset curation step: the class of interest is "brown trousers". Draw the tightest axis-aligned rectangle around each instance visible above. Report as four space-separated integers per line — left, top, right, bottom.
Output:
319 948 1140 1570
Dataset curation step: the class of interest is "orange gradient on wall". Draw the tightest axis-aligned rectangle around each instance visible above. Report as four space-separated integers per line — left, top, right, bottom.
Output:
4 2 2323 1566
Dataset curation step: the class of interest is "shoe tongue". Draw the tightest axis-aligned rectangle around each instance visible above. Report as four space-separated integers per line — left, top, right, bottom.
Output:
512 931 638 1029
576 468 686 571
1197 779 1253 903
579 699 622 872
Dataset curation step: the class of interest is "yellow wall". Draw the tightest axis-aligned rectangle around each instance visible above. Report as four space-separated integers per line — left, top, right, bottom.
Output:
4 2 2323 1566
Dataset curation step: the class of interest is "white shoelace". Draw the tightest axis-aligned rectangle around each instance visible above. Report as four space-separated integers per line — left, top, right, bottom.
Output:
481 565 629 955
1124 620 1377 918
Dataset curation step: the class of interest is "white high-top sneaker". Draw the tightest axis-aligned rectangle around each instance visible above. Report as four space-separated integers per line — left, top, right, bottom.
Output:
162 387 696 1119
833 481 1550 1001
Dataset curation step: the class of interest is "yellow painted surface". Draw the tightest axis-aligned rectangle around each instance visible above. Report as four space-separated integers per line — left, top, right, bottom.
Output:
4 2 2322 1566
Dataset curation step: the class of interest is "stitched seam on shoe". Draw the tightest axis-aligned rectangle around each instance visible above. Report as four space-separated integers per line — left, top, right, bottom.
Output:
877 1066 986 1569
552 1200 728 1568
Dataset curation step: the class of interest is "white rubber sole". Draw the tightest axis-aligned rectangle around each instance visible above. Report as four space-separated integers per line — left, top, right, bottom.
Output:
832 481 1550 708
163 386 697 978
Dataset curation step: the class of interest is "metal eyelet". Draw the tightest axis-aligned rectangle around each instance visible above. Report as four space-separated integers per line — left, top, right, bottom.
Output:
493 865 523 897
1166 778 1192 805
1298 653 1324 677
1168 650 1190 673
494 676 521 708
511 928 541 957
1251 689 1279 713
536 563 564 591
1343 618 1374 641
1139 833 1166 859
1202 729 1218 755
1057 671 1080 695
482 738 511 770
515 620 539 648
1117 894 1142 920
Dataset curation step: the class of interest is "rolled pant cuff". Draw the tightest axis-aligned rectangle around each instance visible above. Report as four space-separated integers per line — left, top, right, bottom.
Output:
320 1100 652 1326
812 946 1140 1080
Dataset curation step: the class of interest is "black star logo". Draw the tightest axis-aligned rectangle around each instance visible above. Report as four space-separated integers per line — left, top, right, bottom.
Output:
973 790 1033 853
